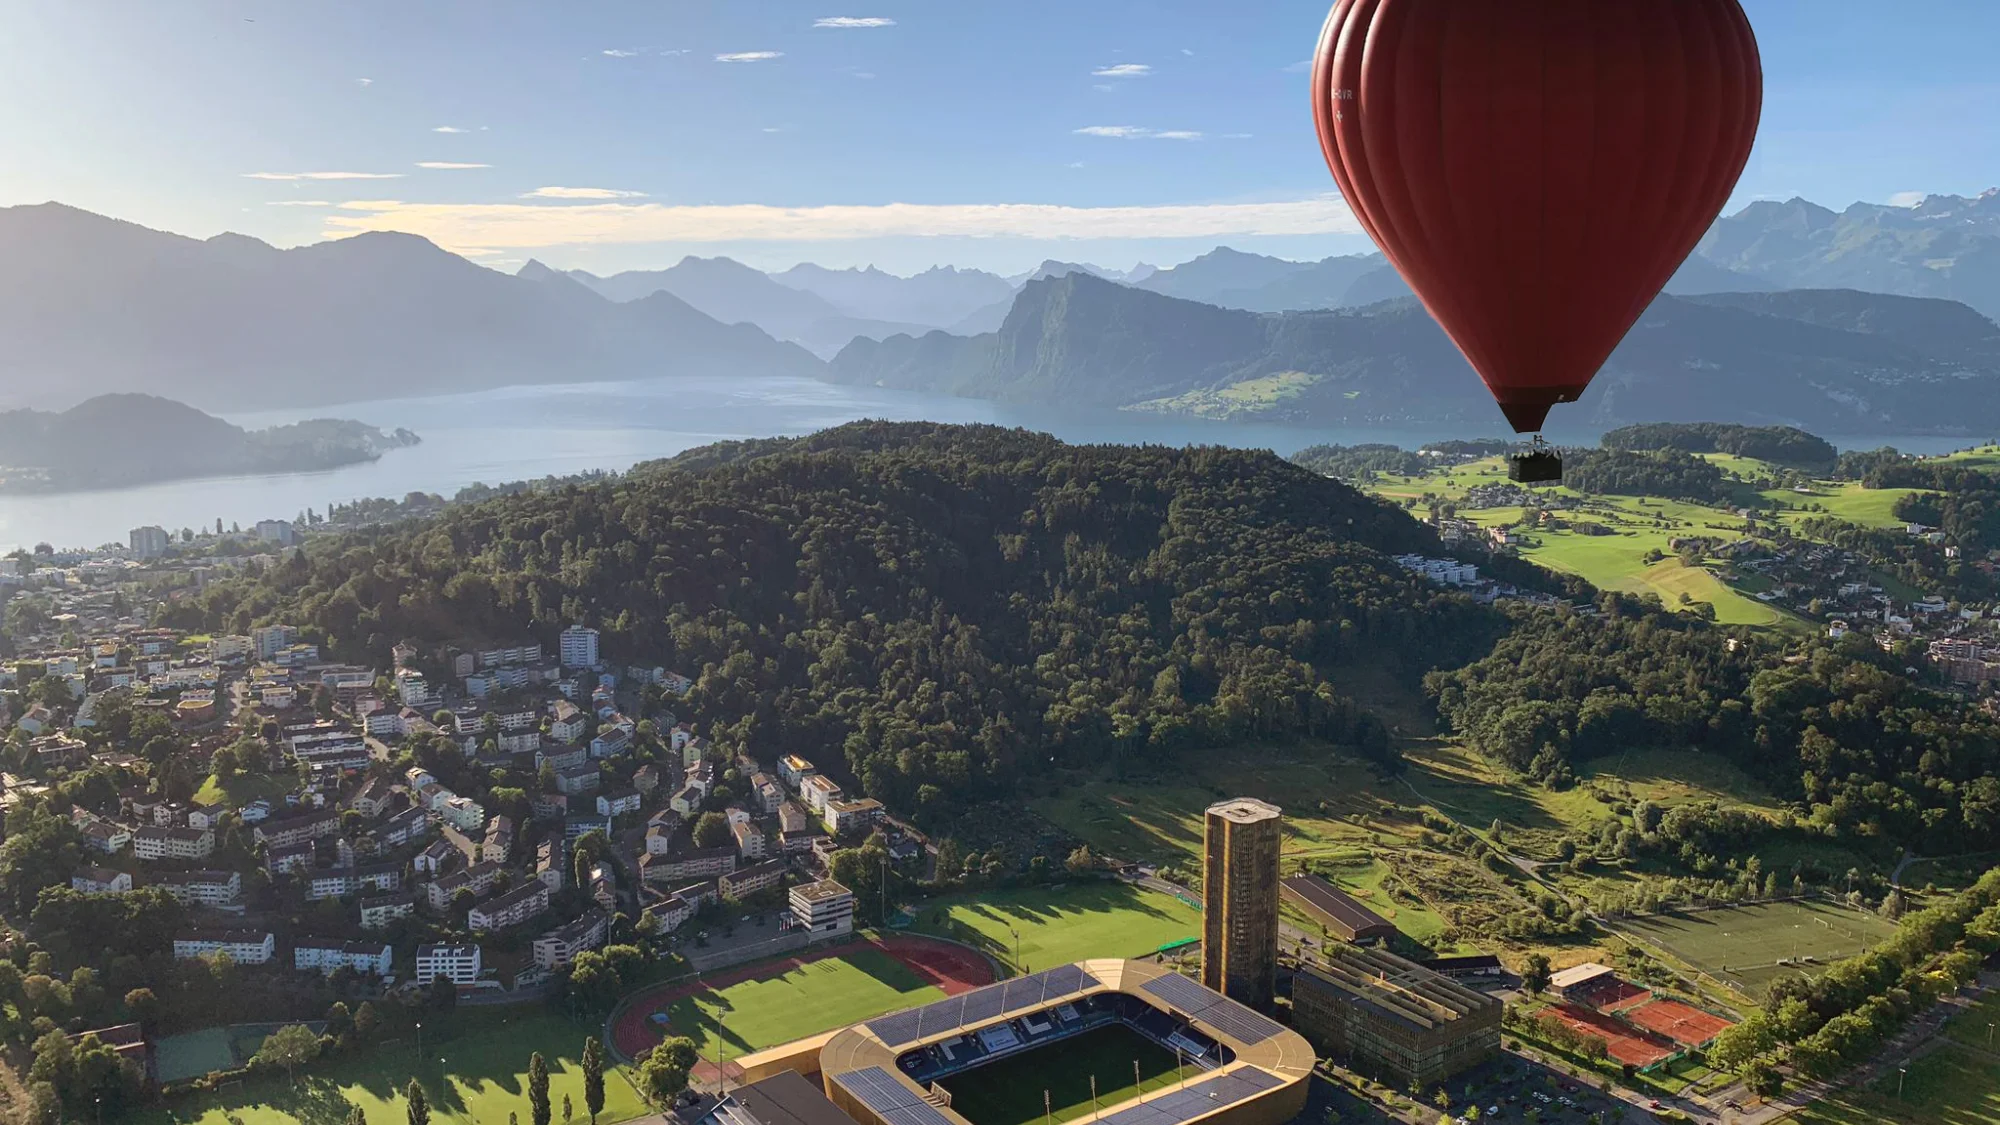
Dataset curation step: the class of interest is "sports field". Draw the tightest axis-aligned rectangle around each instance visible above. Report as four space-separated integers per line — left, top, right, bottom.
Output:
1613 899 1902 998
941 1024 1183 1125
912 883 1203 975
127 1011 644 1125
608 936 994 1068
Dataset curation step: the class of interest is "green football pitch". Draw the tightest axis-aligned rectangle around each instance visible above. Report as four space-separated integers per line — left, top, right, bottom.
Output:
1614 899 1902 998
912 883 1203 975
939 1025 1185 1125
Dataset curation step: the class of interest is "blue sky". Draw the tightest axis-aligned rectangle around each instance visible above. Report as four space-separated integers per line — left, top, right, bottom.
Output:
2 0 1997 275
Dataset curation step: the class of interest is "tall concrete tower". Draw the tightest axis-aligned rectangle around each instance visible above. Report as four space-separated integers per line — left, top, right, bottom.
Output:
1201 797 1283 1010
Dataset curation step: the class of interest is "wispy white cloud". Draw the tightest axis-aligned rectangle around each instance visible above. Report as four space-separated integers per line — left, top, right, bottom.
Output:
1093 64 1151 78
433 125 468 133
602 48 641 57
243 171 405 181
762 126 788 134
355 77 373 87
522 186 649 200
318 195 1363 249
1281 59 1312 73
1074 126 1202 140
1093 85 1115 93
417 162 491 170
661 49 690 57
716 51 783 63
1888 190 1927 208
1220 133 1254 140
265 200 335 207
1181 49 1195 56
815 16 896 28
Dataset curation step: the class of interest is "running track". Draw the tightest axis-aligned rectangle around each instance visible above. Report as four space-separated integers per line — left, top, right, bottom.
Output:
608 935 996 1072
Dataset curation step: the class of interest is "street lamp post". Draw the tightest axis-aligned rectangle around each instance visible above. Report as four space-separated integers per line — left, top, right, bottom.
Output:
416 1021 424 1068
1898 1066 1908 1099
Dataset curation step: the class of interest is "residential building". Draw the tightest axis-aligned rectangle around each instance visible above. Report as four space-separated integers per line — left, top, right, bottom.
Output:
1201 797 1283 1010
81 820 132 855
348 776 397 819
538 742 588 772
555 763 601 796
822 798 883 837
360 891 419 930
440 796 485 832
427 860 501 910
294 938 393 976
307 864 402 902
564 813 613 840
129 526 171 559
649 893 696 933
535 839 565 891
1291 945 1502 1088
377 805 433 849
559 624 600 670
265 841 315 876
589 726 631 760
633 764 662 796
789 879 855 938
800 774 843 815
254 810 341 849
751 773 783 814
252 625 300 660
413 839 456 876
71 867 132 895
483 815 516 864
134 825 214 861
720 858 786 901
173 929 275 964
638 846 737 885
549 701 587 744
531 911 610 970
467 881 551 933
414 943 482 986
152 869 242 909
778 755 815 790
597 789 643 818
669 783 704 818
731 819 767 859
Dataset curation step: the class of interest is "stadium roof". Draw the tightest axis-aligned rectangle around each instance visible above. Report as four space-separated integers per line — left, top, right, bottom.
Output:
708 1070 861 1125
821 959 1313 1125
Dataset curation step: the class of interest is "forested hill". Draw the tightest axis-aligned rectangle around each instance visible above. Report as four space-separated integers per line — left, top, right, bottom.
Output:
181 423 1509 809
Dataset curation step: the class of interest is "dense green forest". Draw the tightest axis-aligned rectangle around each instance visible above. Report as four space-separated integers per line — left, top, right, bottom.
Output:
1562 448 1734 504
171 424 1507 812
1288 443 1431 480
1429 598 2000 856
1600 422 1838 472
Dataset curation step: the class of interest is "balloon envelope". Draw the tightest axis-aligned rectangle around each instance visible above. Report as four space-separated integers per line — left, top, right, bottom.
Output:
1312 0 1762 432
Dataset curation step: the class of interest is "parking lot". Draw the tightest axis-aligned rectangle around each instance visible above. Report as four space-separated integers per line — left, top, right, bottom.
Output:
1308 1052 1667 1124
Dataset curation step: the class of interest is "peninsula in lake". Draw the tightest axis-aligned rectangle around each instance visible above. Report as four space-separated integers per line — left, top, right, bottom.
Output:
0 394 418 493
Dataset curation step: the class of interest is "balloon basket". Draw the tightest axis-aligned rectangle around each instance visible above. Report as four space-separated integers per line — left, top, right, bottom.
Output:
1508 441 1562 485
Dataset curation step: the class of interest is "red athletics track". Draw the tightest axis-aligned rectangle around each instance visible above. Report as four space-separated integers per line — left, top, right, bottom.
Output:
608 935 995 1071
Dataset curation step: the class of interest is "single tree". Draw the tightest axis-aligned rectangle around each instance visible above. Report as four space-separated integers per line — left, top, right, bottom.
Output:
1522 952 1553 996
406 1080 433 1125
582 1036 606 1123
346 1107 367 1125
256 1023 321 1087
564 1093 575 1125
637 1037 699 1108
529 1051 552 1125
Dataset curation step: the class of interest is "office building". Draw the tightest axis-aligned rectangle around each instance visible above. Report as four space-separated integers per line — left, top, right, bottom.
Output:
1201 797 1282 1010
1291 945 1502 1087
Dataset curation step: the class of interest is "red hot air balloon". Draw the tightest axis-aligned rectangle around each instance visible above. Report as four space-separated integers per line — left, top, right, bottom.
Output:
1311 0 1763 450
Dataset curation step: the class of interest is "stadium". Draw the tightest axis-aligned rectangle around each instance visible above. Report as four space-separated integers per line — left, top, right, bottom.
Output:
813 959 1312 1125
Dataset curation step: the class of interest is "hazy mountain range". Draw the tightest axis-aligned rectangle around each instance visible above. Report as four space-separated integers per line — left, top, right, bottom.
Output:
6 193 2000 433
0 394 418 493
0 202 821 410
830 272 2000 433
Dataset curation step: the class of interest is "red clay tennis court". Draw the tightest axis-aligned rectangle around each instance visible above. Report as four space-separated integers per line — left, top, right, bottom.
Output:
607 935 995 1067
1546 1005 1678 1069
1624 998 1735 1047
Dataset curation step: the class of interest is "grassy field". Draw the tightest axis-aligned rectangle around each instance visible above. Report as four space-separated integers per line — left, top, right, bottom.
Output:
941 1024 1183 1125
1793 1043 2000 1125
1128 371 1326 420
1613 900 1903 999
913 883 1203 974
193 771 293 810
651 946 950 1057
127 1011 647 1125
